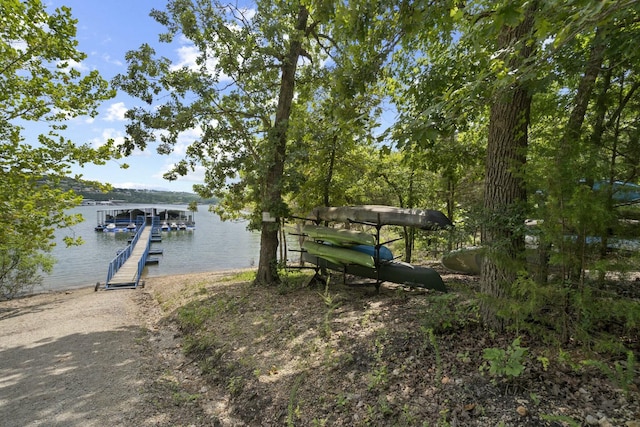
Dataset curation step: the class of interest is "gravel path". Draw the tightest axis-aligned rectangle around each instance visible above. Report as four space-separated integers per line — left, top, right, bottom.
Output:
0 287 146 427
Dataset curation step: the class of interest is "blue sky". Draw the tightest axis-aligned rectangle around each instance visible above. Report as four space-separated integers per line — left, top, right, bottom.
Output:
40 1 397 194
43 0 201 192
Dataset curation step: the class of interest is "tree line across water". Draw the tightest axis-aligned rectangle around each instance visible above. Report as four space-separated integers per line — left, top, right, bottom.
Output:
59 178 217 205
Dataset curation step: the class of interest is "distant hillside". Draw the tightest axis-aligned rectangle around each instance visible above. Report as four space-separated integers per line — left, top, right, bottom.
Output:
78 187 217 205
60 178 217 205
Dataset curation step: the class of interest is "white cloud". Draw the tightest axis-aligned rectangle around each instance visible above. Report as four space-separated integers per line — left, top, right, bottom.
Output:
102 54 123 66
104 102 128 122
171 36 230 81
59 58 89 73
154 161 206 185
90 128 124 149
91 127 156 158
9 40 28 53
172 44 201 70
173 126 203 156
240 7 256 20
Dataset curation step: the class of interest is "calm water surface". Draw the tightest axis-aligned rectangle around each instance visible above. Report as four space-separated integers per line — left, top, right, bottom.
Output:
44 204 261 292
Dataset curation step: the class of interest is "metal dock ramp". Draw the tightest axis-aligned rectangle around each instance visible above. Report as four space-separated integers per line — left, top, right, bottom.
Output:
102 223 152 289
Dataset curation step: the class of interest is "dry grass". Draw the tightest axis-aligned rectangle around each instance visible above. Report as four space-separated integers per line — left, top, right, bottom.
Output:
135 268 640 426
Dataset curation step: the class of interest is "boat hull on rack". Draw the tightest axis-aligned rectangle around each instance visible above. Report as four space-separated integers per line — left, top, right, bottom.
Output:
302 252 447 292
307 205 453 230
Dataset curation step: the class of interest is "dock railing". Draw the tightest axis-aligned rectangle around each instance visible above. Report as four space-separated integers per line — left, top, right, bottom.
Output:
105 222 146 286
136 228 151 286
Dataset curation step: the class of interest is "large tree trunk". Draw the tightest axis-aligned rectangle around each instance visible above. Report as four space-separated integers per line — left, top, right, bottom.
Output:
480 4 537 328
255 6 309 285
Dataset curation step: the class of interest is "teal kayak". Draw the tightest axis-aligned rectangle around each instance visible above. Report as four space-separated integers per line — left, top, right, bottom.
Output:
302 241 375 268
302 224 375 246
350 245 394 261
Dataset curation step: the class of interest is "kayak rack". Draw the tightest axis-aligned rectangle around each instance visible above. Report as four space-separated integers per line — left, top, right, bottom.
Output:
287 208 449 292
288 214 400 292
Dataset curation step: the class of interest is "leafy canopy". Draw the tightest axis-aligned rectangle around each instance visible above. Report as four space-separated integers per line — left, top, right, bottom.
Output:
113 0 329 226
0 0 116 298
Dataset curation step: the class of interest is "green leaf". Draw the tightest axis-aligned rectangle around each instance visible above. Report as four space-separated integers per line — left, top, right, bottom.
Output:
0 0 115 297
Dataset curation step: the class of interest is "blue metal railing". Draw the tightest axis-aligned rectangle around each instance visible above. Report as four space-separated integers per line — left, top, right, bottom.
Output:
105 222 146 287
136 229 151 286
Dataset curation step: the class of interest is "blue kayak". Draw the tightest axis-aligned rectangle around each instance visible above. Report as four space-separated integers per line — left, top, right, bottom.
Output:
350 245 394 261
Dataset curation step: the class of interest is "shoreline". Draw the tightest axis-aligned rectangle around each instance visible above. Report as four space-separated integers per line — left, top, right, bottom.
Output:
6 267 257 303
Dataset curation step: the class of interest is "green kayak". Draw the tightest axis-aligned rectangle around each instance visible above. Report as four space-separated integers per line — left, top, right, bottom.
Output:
302 224 375 246
302 252 447 292
441 247 483 275
302 241 375 268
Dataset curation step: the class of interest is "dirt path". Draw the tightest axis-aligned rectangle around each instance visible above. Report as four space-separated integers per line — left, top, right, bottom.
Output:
0 287 147 427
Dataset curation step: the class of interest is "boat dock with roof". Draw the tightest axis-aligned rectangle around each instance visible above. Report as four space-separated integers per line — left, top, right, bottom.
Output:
95 206 195 290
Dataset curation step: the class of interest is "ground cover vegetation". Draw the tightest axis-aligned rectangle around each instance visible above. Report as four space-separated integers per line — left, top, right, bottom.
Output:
138 270 639 425
3 0 640 422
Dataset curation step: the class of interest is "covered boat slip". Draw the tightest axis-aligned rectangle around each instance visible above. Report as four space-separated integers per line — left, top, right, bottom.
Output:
293 205 452 292
96 206 195 232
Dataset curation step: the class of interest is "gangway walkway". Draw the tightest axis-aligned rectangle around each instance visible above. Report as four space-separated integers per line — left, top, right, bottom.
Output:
102 223 152 289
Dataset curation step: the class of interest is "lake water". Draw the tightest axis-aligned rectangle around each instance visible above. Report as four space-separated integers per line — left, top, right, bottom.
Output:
44 204 262 292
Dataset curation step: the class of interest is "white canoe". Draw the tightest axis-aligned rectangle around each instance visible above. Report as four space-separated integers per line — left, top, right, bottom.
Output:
308 205 452 231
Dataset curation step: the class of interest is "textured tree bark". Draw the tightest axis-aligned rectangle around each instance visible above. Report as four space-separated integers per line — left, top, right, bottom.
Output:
480 4 536 328
255 7 309 285
481 87 531 327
